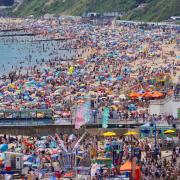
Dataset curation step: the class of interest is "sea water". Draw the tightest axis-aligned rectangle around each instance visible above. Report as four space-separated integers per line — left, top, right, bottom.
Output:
0 33 78 76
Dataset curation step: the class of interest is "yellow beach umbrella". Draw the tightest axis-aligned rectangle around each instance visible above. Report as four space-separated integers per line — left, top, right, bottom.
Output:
164 130 175 134
124 131 138 136
103 132 116 137
68 66 74 75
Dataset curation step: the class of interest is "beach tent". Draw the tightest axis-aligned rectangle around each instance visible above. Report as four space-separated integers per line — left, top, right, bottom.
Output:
120 160 133 171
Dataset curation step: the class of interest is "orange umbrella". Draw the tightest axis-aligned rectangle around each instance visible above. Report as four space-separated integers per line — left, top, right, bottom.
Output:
151 91 163 98
142 92 152 98
129 92 141 99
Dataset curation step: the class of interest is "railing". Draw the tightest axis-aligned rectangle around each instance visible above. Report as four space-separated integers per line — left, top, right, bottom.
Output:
0 115 147 126
0 118 53 126
0 109 178 126
150 94 180 105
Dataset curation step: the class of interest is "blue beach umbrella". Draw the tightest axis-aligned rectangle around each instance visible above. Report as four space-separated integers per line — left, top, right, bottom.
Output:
0 144 8 152
128 104 137 111
116 76 123 80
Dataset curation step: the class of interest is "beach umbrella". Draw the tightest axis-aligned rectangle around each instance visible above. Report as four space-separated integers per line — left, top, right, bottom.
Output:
128 104 136 111
124 131 138 136
68 66 74 75
24 161 32 166
151 91 163 98
103 132 116 137
116 76 123 80
119 94 126 99
111 105 118 110
164 130 175 134
129 92 140 99
0 144 8 152
142 92 152 98
113 100 120 104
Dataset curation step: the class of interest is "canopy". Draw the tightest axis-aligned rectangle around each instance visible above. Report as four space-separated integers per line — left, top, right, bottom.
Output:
120 160 140 171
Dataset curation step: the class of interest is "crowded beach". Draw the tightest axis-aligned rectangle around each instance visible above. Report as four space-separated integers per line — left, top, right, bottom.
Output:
0 16 179 179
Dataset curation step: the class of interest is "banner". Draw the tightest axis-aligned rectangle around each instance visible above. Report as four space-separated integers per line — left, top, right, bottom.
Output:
102 107 110 128
75 105 85 129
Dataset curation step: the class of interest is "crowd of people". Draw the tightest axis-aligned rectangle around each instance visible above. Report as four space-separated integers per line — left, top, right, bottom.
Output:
0 17 179 124
0 17 179 179
0 132 179 179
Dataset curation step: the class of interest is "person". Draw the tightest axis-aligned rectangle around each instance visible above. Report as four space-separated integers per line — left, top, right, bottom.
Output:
175 146 179 157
